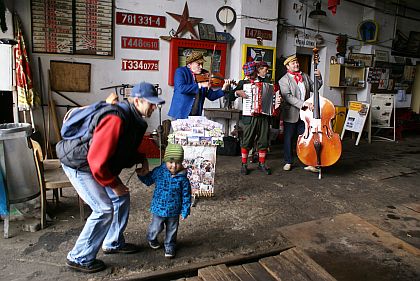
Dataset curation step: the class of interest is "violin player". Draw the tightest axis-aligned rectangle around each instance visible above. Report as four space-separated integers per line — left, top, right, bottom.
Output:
168 51 233 120
278 54 322 173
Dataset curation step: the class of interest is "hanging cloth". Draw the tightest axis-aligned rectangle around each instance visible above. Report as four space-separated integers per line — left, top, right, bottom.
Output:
14 13 40 111
328 0 340 15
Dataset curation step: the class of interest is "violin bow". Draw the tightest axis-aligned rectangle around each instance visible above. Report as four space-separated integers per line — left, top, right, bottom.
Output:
207 44 217 86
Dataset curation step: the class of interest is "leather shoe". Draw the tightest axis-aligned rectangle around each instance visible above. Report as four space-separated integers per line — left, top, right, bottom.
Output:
304 166 320 173
103 243 139 254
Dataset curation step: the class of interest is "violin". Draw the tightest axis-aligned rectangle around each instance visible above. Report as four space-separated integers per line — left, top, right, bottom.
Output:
194 70 236 88
296 47 342 178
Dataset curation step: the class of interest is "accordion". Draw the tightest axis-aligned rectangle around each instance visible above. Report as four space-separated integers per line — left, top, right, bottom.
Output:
242 82 276 116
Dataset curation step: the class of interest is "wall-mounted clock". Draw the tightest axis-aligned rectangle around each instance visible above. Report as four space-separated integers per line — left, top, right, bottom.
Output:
216 6 237 26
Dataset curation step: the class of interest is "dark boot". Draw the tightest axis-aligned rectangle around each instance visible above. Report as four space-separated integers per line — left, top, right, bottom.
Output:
241 164 249 175
258 163 272 175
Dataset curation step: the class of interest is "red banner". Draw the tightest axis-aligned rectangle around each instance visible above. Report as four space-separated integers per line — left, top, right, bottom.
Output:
116 12 166 28
122 59 159 71
121 37 159 50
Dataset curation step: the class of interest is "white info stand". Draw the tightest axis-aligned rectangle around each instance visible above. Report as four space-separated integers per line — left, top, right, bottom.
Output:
341 101 370 145
369 93 396 143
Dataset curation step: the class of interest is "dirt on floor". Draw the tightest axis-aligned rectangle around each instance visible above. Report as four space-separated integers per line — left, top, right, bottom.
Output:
1 134 419 281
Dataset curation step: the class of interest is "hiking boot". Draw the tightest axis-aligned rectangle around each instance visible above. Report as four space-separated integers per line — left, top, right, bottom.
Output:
164 248 176 259
148 240 161 250
66 259 106 273
304 166 320 173
103 243 139 254
283 163 292 171
258 163 272 175
240 164 249 175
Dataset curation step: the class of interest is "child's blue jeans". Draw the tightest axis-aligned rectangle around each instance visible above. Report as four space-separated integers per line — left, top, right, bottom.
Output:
147 214 179 252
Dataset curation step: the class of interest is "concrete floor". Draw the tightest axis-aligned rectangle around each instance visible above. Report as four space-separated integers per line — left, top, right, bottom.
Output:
1 132 419 281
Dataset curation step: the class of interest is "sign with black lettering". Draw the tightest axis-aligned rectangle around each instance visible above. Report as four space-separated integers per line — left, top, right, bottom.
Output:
245 27 272 41
121 37 159 50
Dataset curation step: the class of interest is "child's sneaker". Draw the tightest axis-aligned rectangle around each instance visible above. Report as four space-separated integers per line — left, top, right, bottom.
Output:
164 248 175 259
148 240 161 250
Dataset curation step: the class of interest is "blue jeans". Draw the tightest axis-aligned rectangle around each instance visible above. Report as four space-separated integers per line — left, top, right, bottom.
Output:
283 119 305 164
62 164 130 265
147 214 179 252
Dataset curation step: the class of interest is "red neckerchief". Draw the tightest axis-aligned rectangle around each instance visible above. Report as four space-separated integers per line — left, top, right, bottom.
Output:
287 70 303 84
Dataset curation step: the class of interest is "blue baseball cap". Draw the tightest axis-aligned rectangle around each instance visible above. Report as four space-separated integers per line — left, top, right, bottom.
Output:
130 82 165 105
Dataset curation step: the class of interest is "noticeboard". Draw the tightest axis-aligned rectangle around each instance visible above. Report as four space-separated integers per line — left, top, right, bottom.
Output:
31 0 114 57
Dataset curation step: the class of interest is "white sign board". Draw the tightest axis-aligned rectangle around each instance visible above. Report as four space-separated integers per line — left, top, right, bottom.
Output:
341 101 370 145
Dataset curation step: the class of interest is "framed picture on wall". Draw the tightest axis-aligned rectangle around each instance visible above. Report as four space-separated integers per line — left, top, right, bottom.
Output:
242 44 276 81
168 38 227 86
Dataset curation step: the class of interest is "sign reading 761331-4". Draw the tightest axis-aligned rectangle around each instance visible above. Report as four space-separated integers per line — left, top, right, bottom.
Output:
116 12 166 28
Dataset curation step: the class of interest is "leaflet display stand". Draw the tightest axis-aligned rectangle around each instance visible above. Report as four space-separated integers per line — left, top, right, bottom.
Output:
341 101 370 145
369 93 396 142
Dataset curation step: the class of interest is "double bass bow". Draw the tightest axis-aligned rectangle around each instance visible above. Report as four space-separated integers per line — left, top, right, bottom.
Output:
297 47 342 179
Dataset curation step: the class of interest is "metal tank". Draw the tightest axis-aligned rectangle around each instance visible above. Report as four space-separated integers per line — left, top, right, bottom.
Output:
0 123 40 203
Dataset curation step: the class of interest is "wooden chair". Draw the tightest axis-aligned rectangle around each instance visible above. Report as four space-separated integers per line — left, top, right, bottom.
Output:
31 140 85 228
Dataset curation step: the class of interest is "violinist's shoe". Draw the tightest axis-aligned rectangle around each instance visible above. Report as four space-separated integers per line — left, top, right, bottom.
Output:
283 163 292 171
304 166 320 173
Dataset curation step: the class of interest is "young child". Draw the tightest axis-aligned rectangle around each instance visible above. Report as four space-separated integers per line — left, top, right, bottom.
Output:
136 143 191 259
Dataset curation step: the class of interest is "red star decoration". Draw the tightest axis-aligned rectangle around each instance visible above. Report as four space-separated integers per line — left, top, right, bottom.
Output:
167 2 203 39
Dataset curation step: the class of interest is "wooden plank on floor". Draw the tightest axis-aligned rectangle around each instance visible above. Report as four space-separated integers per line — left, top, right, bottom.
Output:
214 264 240 281
242 262 277 281
186 277 202 281
259 255 304 281
198 266 222 281
274 247 336 281
229 265 257 281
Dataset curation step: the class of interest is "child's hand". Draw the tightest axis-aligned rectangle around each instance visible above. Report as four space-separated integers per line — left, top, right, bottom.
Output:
136 166 149 176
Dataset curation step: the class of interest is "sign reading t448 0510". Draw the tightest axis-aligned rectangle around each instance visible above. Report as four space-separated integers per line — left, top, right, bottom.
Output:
121 37 159 50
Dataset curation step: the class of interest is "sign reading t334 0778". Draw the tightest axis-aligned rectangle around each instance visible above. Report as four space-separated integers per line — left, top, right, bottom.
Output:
122 59 159 71
116 12 166 28
245 27 272 41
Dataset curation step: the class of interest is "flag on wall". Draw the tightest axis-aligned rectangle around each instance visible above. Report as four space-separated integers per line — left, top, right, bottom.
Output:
13 13 40 111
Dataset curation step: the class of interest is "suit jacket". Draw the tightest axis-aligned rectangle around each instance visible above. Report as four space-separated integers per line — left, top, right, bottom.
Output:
278 72 322 123
168 66 225 119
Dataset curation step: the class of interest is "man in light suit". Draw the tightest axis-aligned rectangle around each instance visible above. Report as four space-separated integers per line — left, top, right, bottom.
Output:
278 54 322 172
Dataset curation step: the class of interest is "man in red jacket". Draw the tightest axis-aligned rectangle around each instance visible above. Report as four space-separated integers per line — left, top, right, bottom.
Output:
58 82 164 273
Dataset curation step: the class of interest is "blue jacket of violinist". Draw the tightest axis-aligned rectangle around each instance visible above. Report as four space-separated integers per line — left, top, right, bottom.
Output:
168 51 227 120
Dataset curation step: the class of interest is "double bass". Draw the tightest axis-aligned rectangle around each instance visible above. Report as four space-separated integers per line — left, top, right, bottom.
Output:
297 47 342 178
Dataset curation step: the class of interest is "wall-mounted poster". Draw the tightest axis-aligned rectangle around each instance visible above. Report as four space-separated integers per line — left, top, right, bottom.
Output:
31 0 114 56
242 44 276 81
